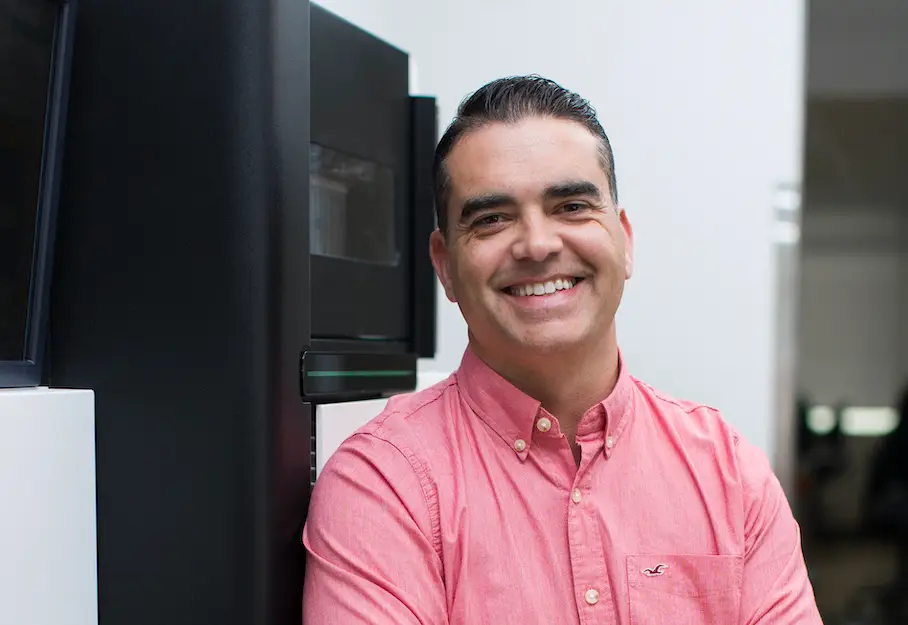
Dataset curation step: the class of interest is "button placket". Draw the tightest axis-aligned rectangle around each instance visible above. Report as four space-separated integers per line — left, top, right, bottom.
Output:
567 448 612 620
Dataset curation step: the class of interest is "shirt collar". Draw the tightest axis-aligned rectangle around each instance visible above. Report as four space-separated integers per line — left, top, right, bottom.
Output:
454 346 635 460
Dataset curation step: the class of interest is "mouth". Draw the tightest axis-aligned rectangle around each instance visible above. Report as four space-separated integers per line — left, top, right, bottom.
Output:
502 276 585 297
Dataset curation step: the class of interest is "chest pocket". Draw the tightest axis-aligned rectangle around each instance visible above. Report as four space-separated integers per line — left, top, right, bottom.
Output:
626 554 743 625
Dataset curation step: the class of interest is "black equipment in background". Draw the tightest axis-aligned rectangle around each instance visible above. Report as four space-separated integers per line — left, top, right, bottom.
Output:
0 0 76 388
47 2 437 624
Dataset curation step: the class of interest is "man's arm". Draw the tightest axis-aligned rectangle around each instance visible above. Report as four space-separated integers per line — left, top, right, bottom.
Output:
302 431 447 624
737 437 824 624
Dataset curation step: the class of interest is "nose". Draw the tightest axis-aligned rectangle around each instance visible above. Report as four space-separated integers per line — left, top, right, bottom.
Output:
511 214 563 262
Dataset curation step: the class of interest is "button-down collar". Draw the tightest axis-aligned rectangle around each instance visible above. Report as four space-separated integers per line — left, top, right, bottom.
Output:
455 346 634 459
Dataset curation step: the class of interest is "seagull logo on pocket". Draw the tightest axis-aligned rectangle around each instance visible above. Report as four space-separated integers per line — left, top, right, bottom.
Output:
642 564 668 577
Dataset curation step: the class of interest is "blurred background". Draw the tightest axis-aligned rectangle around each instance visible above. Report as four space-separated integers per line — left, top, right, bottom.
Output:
794 2 908 622
313 0 907 622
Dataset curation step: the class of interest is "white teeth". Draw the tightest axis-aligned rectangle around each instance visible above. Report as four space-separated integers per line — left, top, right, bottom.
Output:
509 278 580 297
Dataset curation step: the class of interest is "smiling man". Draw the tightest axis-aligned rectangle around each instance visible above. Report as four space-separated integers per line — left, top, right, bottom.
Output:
302 76 823 624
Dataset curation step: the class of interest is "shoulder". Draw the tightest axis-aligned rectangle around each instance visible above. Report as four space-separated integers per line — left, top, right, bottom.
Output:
318 375 459 483
307 378 459 553
354 374 459 450
630 377 776 489
632 377 739 443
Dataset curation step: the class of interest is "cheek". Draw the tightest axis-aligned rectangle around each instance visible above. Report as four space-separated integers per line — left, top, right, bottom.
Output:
566 222 622 264
453 243 503 289
446 257 481 302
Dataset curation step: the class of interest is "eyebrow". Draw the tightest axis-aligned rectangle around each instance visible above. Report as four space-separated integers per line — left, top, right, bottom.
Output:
545 180 601 201
458 179 602 225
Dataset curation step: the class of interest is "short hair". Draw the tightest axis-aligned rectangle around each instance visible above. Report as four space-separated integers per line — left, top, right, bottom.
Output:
432 75 618 235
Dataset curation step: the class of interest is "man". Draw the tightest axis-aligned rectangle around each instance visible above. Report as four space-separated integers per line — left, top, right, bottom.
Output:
302 75 822 624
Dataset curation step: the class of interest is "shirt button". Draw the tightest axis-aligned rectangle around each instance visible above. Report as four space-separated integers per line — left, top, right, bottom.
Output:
584 588 600 605
606 436 614 448
571 488 582 504
513 438 527 452
536 417 552 433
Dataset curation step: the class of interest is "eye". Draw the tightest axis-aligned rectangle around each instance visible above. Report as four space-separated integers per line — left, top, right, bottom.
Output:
559 202 589 214
472 214 506 228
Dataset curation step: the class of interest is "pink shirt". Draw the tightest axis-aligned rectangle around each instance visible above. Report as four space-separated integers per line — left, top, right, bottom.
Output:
302 348 822 624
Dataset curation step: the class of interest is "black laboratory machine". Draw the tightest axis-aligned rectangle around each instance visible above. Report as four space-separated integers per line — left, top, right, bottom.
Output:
43 2 438 624
0 0 76 388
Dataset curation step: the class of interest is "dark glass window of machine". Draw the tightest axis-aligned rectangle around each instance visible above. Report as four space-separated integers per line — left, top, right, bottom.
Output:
0 0 57 360
309 143 399 266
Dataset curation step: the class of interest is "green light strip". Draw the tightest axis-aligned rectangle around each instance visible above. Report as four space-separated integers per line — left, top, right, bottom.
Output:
306 370 414 378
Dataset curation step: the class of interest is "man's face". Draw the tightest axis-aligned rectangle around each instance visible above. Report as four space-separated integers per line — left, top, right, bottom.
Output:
429 117 634 361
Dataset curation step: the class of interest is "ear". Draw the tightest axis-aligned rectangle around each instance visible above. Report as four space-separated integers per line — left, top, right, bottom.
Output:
619 208 634 280
429 229 458 303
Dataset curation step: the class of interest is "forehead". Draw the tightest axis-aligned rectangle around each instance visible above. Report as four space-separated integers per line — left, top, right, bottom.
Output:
445 117 607 199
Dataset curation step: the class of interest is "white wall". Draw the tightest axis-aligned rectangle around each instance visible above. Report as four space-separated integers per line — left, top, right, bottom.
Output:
314 0 807 458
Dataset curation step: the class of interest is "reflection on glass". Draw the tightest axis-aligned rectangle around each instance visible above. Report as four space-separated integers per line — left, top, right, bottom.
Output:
309 144 398 266
0 0 57 360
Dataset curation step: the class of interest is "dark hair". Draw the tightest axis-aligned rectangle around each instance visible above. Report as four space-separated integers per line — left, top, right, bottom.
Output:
432 75 618 234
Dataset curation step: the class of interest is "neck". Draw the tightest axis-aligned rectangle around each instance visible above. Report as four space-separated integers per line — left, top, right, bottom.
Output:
470 328 621 432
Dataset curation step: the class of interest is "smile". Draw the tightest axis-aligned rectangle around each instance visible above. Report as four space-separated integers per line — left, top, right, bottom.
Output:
505 277 584 297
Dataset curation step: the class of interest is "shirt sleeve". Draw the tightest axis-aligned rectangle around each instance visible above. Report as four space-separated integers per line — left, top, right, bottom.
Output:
737 436 824 624
302 431 447 625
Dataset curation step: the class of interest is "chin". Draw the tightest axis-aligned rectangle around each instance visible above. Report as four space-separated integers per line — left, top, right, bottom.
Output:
509 326 590 355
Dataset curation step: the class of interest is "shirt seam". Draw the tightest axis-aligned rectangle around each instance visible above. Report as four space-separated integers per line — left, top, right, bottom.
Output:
358 430 444 564
634 378 722 415
370 388 450 563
